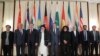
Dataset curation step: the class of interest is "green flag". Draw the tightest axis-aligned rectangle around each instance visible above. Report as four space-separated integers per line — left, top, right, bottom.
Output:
68 2 71 21
55 4 59 28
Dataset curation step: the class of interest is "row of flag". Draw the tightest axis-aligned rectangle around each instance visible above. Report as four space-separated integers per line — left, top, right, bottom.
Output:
17 0 84 31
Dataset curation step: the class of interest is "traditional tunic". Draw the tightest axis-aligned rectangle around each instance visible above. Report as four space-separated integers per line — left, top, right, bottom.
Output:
38 31 48 56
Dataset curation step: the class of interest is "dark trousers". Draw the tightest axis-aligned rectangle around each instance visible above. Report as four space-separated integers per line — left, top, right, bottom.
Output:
61 44 71 56
28 44 35 56
16 45 25 56
91 42 98 56
82 41 89 56
71 43 78 56
3 45 12 56
51 44 59 56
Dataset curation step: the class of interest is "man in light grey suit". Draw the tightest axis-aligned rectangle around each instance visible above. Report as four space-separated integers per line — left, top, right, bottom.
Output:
50 23 60 56
14 24 27 56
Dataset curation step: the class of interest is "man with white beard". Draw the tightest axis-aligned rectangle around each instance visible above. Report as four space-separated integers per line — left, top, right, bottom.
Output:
38 25 50 56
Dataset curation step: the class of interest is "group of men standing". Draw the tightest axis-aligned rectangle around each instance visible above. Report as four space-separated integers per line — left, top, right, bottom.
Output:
1 23 100 56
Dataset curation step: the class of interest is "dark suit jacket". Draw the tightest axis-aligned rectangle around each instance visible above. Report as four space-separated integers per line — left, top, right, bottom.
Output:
50 28 60 45
71 31 79 45
90 31 99 43
26 29 38 45
14 29 27 45
60 31 71 45
38 30 50 46
1 31 14 47
79 30 90 44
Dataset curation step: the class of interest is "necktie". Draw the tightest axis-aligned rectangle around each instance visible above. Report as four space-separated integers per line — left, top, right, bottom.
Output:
84 31 87 41
30 29 32 33
93 31 96 41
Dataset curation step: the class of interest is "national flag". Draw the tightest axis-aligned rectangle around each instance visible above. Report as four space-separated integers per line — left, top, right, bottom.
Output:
24 0 30 29
27 1 30 23
17 0 21 28
44 2 49 30
49 12 53 31
68 2 71 21
74 1 79 31
31 0 37 28
61 2 66 28
79 2 83 31
55 2 59 28
37 0 42 28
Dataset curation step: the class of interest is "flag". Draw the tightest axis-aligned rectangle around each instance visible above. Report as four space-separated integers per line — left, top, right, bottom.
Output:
37 0 42 28
27 1 30 23
24 1 30 29
17 0 21 28
32 0 37 28
61 2 66 28
49 12 53 31
68 2 71 21
44 2 49 30
79 2 83 31
74 1 79 31
55 3 59 28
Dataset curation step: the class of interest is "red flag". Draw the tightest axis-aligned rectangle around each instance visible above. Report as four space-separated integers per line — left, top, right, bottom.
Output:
17 0 21 28
44 2 49 30
33 0 36 19
61 2 66 28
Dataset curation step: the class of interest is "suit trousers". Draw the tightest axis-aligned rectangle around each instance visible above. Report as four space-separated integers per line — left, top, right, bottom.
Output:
71 43 78 56
28 44 35 56
91 42 98 56
3 45 12 56
16 45 25 56
51 44 59 56
82 41 89 56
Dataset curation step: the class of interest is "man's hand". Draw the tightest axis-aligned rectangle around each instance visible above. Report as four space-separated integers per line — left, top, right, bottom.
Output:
25 43 27 46
13 43 16 46
35 43 38 46
63 40 67 44
48 42 51 46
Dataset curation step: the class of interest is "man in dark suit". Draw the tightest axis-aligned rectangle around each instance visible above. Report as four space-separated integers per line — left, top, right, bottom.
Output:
38 25 50 56
26 23 38 56
1 25 14 56
79 25 90 56
50 23 60 56
14 24 27 56
90 25 99 56
71 27 79 56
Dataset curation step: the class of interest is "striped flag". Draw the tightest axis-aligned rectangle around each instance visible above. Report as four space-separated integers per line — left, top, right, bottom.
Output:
55 2 60 28
44 1 49 30
24 1 30 29
27 1 30 23
61 2 66 28
37 0 42 29
68 2 71 21
17 0 21 28
30 0 36 28
74 2 79 31
79 2 83 31
49 12 53 31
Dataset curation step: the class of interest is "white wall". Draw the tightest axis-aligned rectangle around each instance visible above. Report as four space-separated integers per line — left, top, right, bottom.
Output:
89 3 98 30
0 2 3 54
3 1 14 31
